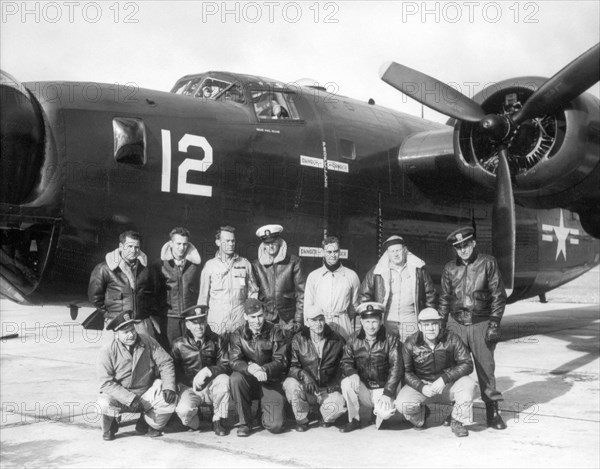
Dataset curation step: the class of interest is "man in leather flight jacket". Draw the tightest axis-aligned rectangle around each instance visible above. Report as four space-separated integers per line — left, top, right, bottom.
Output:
252 224 306 336
439 226 508 430
359 235 437 341
339 302 403 433
229 298 290 437
155 227 201 348
88 230 157 338
171 306 231 436
395 307 477 437
283 305 347 431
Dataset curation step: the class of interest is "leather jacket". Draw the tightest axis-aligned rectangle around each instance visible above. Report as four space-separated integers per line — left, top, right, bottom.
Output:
288 324 345 388
88 249 155 320
170 327 230 388
229 321 289 383
359 253 437 321
252 254 306 324
402 330 473 393
439 251 507 325
340 327 403 398
155 243 201 318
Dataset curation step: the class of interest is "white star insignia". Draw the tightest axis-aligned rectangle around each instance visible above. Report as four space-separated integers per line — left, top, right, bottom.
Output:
542 210 580 261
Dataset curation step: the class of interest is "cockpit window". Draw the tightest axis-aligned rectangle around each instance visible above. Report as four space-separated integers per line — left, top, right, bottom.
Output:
216 84 245 104
173 77 232 100
252 90 300 121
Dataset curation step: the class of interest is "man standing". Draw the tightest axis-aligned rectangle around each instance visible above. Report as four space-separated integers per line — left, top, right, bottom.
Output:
252 224 306 335
339 302 403 433
171 306 231 436
395 307 477 437
359 235 437 341
304 236 359 340
156 227 201 347
439 226 507 430
198 226 258 335
283 305 347 431
96 311 177 441
88 230 157 337
229 298 289 437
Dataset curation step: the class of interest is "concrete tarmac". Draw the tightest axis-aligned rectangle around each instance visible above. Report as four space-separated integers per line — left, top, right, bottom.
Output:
1 299 598 469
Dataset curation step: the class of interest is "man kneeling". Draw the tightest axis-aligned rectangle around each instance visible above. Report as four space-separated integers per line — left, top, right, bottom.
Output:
97 311 177 441
229 299 289 437
395 308 477 437
171 306 231 436
339 302 403 432
283 305 346 431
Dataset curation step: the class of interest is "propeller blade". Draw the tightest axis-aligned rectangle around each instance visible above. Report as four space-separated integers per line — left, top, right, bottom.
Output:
492 147 515 290
379 62 486 123
513 43 600 124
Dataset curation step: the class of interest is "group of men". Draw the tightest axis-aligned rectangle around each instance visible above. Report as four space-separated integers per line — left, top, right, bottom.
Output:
90 223 508 441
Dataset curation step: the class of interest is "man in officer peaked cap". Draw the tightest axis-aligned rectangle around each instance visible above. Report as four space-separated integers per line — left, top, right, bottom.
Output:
96 310 176 441
339 302 403 433
439 226 508 430
252 224 306 336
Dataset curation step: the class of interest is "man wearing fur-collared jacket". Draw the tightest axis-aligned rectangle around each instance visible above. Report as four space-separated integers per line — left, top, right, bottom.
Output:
88 230 158 338
155 227 202 347
359 235 437 342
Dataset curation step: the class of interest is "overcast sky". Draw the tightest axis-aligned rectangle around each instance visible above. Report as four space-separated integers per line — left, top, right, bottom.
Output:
2 0 598 123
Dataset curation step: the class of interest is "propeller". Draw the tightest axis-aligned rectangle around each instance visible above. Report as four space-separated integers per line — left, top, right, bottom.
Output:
380 43 600 289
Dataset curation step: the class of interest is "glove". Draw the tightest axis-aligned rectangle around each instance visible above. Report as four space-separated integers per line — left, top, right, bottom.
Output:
193 367 213 391
162 390 177 404
326 385 341 394
304 380 318 395
254 370 268 382
129 395 145 413
485 321 502 343
283 321 301 333
247 363 263 375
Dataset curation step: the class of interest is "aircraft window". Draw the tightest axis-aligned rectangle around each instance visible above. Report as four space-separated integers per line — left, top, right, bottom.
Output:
199 78 231 100
340 139 356 160
113 117 146 165
252 90 299 121
217 84 245 104
172 81 189 95
182 78 202 97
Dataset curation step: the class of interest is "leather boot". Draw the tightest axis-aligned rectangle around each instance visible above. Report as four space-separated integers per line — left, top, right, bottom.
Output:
102 415 118 441
486 402 507 430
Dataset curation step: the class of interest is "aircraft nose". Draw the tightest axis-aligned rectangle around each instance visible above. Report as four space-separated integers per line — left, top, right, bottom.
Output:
0 71 44 204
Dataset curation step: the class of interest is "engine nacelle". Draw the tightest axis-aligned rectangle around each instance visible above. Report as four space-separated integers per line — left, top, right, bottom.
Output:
453 77 600 213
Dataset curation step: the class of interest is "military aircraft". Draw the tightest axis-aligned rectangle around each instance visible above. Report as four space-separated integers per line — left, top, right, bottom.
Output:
1 43 599 318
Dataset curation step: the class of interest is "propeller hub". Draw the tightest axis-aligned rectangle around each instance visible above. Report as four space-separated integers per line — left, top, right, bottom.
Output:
479 114 511 142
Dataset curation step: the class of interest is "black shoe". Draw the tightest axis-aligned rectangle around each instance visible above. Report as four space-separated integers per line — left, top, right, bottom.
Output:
339 418 360 433
295 421 309 432
319 418 333 428
413 406 430 431
135 416 149 435
237 425 251 437
451 419 469 437
213 419 229 436
102 415 118 441
486 402 507 430
442 414 452 427
146 427 163 438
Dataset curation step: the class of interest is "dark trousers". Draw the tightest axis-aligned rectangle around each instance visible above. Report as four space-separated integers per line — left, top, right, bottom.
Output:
447 316 502 404
230 371 286 433
166 317 186 349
